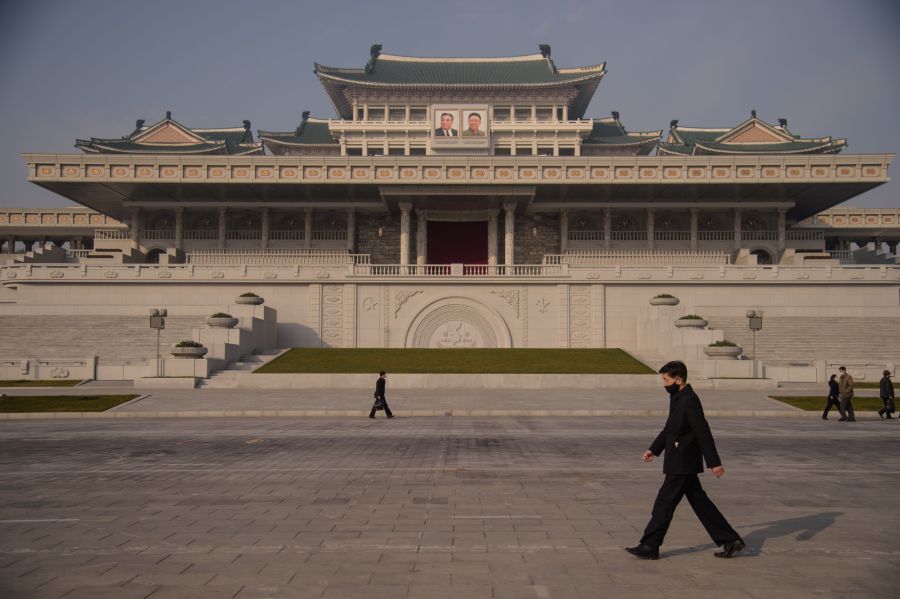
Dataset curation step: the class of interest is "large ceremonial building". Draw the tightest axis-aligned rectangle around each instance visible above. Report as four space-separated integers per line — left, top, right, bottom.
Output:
1 46 897 386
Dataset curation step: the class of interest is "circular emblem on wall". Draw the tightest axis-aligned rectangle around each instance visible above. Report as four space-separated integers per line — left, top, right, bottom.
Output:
280 168 296 178
837 167 852 177
138 167 152 177
49 270 64 279
472 169 487 178
520 169 535 178
425 168 440 179
258 168 273 177
113 167 127 177
689 168 704 178
592 168 608 178
762 168 778 177
210 271 225 279
185 167 200 177
405 298 511 349
39 167 52 176
812 167 828 177
264 271 278 279
713 168 729 178
448 168 463 178
568 168 583 178
64 167 79 177
89 167 103 177
864 167 879 177
235 168 250 177
376 168 392 179
496 168 511 178
354 168 368 178
158 270 172 279
616 168 632 178
787 168 802 177
49 367 70 379
103 271 118 279
401 168 416 178
161 167 176 178
664 168 679 178
544 168 559 178
738 168 753 177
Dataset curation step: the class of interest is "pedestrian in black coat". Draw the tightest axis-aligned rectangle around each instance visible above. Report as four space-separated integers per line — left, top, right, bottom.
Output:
823 374 842 420
369 370 394 419
626 360 744 560
878 370 895 419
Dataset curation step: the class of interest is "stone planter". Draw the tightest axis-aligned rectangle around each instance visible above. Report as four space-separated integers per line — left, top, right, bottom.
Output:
649 297 679 306
207 316 239 328
675 318 708 328
703 345 742 359
235 295 264 305
170 345 208 359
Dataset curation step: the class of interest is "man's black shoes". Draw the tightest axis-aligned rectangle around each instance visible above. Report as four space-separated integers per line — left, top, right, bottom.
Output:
624 544 659 560
714 538 745 558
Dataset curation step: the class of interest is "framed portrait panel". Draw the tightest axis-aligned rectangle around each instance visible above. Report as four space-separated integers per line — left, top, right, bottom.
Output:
431 104 489 148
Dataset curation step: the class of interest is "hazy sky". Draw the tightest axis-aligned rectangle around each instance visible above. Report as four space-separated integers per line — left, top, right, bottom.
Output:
1 0 898 208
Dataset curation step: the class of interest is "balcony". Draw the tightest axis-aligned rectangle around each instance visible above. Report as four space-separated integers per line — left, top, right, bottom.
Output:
351 264 567 277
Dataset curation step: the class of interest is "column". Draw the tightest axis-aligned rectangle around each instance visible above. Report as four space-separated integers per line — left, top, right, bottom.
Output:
304 208 313 250
733 209 742 251
488 210 499 266
130 206 141 246
559 209 569 254
346 208 356 252
503 201 516 265
6 236 16 254
217 207 227 250
646 208 655 250
261 207 270 249
415 210 427 266
776 207 787 253
690 208 699 251
174 207 185 251
399 202 411 266
603 207 612 250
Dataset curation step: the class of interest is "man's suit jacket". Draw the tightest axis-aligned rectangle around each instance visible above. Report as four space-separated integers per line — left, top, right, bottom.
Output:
838 373 854 399
649 384 721 474
374 377 386 398
434 128 458 137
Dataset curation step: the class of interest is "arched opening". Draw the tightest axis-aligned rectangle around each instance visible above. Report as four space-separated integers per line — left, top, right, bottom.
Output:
145 248 165 263
751 249 774 265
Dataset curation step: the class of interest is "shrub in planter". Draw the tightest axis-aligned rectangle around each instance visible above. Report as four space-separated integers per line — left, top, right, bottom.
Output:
207 312 239 328
703 339 742 359
649 293 679 306
235 292 264 305
674 314 708 328
171 340 208 359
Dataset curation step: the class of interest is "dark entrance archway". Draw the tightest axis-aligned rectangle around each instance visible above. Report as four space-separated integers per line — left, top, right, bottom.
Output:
427 221 488 264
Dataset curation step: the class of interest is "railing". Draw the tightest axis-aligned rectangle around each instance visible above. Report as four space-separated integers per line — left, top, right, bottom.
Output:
351 264 566 277
64 249 93 262
143 229 175 240
654 230 691 241
184 229 217 240
546 250 731 265
786 230 824 241
226 230 262 240
610 230 647 241
742 230 778 241
698 230 733 241
187 249 370 265
270 230 304 241
568 230 604 241
828 250 855 264
311 230 348 241
94 229 130 240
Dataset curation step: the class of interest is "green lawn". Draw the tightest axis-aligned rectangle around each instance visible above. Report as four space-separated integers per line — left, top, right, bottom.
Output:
0 380 84 388
855 382 882 389
0 395 139 413
255 348 655 375
769 396 887 411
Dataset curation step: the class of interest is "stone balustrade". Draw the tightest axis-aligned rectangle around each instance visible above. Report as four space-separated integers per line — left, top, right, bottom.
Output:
546 250 730 265
186 250 369 265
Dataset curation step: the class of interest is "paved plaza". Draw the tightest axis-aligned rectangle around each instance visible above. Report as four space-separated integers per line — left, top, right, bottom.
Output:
0 414 898 598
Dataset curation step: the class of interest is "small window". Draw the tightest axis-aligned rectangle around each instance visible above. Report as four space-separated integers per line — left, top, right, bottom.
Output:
367 148 384 156
558 147 575 156
514 147 533 156
356 107 364 121
535 107 552 122
388 147 405 156
494 147 512 156
409 147 426 156
537 146 554 156
515 107 531 122
368 108 385 122
556 107 564 121
493 107 511 122
388 107 406 122
346 147 362 156
410 107 427 122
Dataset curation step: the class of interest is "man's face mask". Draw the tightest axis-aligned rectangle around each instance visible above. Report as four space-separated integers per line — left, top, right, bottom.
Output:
664 382 680 394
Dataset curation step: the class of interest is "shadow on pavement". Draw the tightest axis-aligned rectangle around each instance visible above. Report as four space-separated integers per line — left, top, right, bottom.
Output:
662 511 842 558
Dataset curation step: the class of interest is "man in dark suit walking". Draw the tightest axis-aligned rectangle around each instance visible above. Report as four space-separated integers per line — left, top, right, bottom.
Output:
626 360 744 560
369 370 394 419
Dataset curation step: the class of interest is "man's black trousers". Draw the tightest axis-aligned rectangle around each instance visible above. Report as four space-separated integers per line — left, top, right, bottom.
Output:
369 397 393 418
639 473 740 549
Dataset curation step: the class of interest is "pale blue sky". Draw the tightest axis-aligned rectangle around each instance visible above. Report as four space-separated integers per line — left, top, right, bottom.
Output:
1 0 898 208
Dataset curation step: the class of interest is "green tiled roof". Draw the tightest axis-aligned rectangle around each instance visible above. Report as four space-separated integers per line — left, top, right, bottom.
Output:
75 115 263 155
659 115 846 156
315 45 606 119
584 116 661 146
258 117 337 148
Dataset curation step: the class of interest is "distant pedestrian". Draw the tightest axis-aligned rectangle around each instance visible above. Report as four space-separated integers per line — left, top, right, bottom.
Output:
625 360 744 560
822 374 841 420
878 370 895 420
837 366 855 422
369 370 394 419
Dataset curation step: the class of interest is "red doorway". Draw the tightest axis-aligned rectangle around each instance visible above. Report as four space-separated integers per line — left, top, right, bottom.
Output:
427 221 488 264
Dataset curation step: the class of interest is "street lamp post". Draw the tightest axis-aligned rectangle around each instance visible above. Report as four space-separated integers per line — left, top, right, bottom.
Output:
746 310 763 378
149 308 167 377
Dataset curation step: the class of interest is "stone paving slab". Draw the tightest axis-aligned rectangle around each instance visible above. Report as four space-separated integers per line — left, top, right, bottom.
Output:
0 417 898 598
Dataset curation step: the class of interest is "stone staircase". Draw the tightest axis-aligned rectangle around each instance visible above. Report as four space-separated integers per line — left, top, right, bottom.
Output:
704 316 900 365
0 315 207 361
13 242 66 264
196 349 284 388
